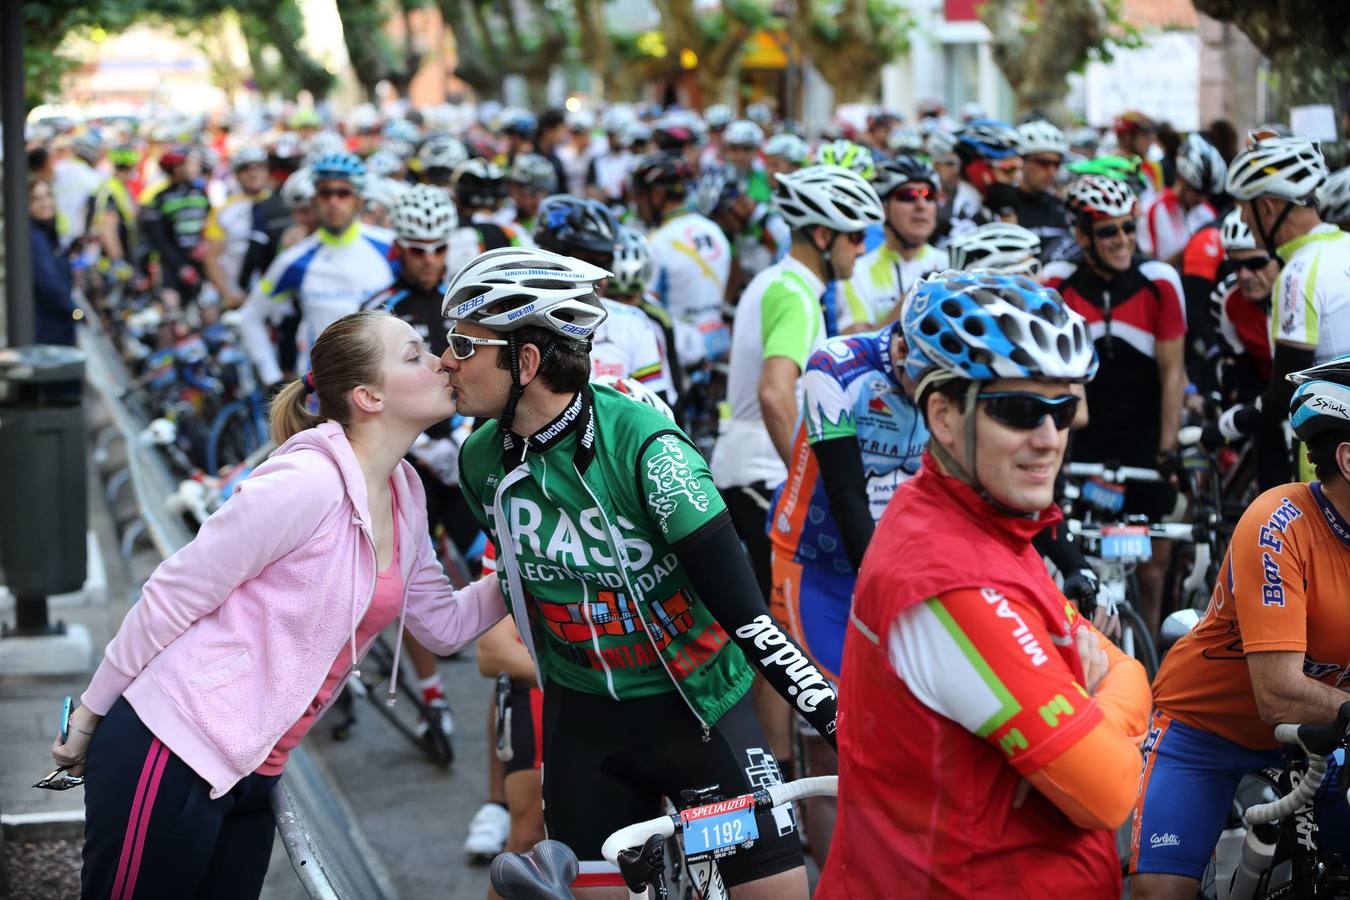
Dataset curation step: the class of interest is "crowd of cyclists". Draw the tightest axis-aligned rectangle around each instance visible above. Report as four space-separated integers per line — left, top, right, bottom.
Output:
34 94 1350 899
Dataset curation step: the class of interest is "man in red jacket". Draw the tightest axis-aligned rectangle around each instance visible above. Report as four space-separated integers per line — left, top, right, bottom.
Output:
817 271 1152 899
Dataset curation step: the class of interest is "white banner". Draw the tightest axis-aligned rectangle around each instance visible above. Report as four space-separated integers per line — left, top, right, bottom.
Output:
1084 31 1201 132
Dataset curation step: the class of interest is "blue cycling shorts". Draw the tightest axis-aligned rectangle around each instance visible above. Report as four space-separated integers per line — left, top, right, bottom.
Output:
1131 710 1284 878
769 556 852 683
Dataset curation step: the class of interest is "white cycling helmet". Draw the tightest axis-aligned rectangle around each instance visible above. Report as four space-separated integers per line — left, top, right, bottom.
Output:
745 103 773 128
231 145 268 170
764 133 809 165
364 149 403 177
508 153 559 193
594 375 675 421
1219 207 1256 252
280 167 315 209
1316 166 1350 227
723 120 764 148
946 223 1042 276
1175 133 1228 196
927 130 958 159
1225 137 1327 202
441 247 612 341
418 134 469 172
602 105 636 135
774 165 884 233
391 184 457 243
704 104 734 130
610 227 652 297
361 175 408 211
1016 120 1068 157
1065 174 1138 221
887 127 924 154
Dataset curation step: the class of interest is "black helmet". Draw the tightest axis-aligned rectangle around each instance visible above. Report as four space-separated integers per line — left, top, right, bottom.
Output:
631 152 693 198
533 194 620 260
872 154 940 198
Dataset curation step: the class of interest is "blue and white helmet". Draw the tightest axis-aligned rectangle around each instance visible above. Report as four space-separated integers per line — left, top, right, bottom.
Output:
1288 354 1350 443
903 270 1097 397
309 151 366 188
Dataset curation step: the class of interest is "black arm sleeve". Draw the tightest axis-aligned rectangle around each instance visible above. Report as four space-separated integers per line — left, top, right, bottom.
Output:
1032 523 1089 575
812 437 874 572
1257 343 1316 430
674 514 839 748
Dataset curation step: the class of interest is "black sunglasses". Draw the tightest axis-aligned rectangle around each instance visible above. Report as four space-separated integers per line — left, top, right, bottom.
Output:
835 230 866 247
1233 255 1273 272
978 391 1079 431
1092 221 1137 240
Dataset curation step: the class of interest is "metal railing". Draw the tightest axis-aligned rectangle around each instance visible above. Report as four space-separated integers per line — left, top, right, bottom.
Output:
78 304 396 899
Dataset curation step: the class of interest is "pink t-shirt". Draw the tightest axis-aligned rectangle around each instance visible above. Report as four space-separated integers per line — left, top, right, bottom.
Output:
257 489 404 774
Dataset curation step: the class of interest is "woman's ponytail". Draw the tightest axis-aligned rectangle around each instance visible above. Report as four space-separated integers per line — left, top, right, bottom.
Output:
268 378 323 445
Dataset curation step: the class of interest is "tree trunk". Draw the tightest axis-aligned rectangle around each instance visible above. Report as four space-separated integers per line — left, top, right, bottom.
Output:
978 0 1109 120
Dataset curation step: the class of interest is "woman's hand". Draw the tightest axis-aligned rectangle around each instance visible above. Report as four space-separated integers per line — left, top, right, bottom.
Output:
50 706 101 776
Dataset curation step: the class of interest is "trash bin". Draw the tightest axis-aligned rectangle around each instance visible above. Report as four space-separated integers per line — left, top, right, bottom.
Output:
0 344 86 634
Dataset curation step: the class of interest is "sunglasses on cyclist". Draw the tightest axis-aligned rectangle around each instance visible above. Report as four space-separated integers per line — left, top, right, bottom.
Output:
399 240 449 257
892 185 935 204
1028 155 1063 169
445 325 509 360
835 231 867 247
978 391 1080 431
1092 220 1137 240
1232 254 1273 272
317 186 356 200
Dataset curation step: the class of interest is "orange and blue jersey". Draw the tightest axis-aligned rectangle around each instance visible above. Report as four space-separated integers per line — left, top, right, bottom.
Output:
768 325 926 678
769 324 926 576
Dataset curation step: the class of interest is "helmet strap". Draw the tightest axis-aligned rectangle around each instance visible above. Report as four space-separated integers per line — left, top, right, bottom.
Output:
885 218 922 252
806 228 838 283
931 381 1040 519
1251 197 1294 256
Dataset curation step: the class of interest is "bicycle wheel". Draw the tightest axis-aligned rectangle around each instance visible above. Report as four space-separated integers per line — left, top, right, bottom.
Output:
207 401 262 474
1117 602 1160 681
359 636 455 767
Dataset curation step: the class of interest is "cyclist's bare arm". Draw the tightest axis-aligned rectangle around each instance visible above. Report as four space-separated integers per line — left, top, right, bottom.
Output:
98 209 125 261
1248 651 1350 726
201 235 241 306
476 616 536 682
759 356 801 466
1155 337 1186 453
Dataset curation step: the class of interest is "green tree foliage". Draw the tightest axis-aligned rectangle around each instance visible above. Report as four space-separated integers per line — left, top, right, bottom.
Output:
437 0 569 103
337 0 429 99
790 0 912 102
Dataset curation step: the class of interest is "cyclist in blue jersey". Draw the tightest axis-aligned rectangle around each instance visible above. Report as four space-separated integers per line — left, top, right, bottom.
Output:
240 151 396 388
767 319 926 867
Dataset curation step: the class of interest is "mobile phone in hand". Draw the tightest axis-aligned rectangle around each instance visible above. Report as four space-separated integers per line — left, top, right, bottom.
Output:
60 695 73 745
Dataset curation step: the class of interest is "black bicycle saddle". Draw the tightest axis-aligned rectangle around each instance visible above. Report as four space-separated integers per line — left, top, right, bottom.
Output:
489 839 578 900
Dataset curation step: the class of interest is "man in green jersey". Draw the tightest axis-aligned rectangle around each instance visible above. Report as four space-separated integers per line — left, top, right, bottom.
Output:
442 246 838 898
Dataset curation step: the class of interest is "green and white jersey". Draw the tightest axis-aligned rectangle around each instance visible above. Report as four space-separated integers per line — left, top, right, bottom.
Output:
710 255 827 489
1273 224 1350 364
839 243 948 331
459 385 754 728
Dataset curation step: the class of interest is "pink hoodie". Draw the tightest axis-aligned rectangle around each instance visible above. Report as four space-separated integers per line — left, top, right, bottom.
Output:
82 422 507 798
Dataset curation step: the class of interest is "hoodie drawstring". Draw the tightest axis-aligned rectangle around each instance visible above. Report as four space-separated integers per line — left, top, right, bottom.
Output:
350 519 362 678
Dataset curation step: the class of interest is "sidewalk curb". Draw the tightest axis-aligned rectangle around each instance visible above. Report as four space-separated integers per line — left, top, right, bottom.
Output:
2 810 85 843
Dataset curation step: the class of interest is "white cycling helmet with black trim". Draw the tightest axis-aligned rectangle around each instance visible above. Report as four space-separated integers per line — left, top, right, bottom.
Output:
704 104 734 130
1316 166 1350 227
774 164 884 233
887 126 924 154
1287 354 1350 445
1219 207 1256 252
442 247 611 341
391 184 457 243
509 153 559 193
1065 174 1138 221
1175 133 1228 196
946 223 1043 276
1015 120 1068 158
364 149 403 177
594 375 675 421
1225 137 1327 203
610 227 653 298
418 134 469 173
723 120 764 148
451 159 507 209
927 130 958 159
280 167 315 209
764 133 809 165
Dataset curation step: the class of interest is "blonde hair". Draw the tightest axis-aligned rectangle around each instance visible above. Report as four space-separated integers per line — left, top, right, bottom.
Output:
268 310 389 445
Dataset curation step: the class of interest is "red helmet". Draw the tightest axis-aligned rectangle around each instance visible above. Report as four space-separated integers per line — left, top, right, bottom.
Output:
1112 111 1154 138
158 145 190 172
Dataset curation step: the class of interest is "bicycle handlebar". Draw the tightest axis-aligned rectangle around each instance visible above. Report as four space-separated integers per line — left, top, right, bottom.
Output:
1067 520 1199 543
599 776 838 867
1063 462 1163 484
1244 703 1350 826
